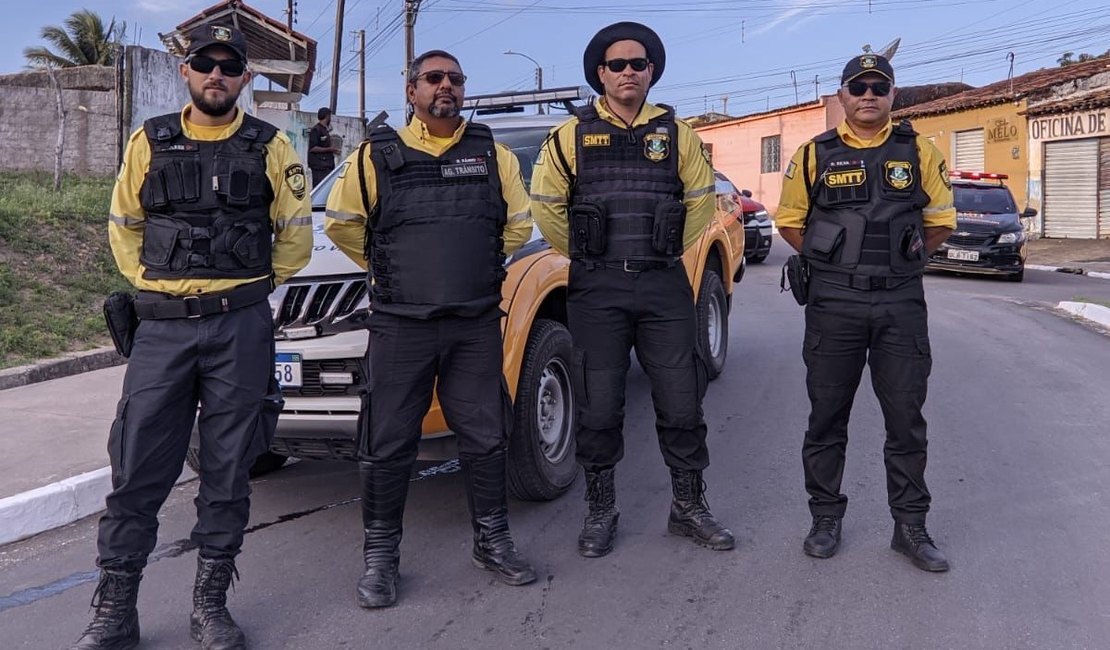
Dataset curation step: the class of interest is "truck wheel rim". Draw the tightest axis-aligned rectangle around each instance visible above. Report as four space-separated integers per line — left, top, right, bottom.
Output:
536 357 573 464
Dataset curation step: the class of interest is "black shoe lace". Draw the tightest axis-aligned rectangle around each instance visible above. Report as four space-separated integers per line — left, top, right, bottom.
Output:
809 515 840 535
197 561 239 623
83 572 133 634
904 524 935 547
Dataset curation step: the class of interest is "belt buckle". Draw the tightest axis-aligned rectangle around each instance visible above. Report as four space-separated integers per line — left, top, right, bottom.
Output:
869 276 886 290
623 260 639 273
183 295 203 318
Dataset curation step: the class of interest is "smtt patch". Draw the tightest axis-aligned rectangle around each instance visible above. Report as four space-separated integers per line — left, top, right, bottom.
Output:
284 163 307 200
784 161 797 180
644 133 670 163
700 144 713 165
582 134 610 147
824 167 867 188
336 161 350 178
939 160 951 189
884 161 913 190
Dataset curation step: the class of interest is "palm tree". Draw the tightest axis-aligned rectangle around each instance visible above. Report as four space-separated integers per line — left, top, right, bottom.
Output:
23 9 126 68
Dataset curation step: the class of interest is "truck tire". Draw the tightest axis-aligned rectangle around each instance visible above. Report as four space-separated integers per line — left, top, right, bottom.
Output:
507 319 579 501
185 448 289 479
697 269 729 380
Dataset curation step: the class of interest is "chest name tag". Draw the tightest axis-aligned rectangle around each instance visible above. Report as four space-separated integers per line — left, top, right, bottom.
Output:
441 160 488 178
582 134 611 147
157 143 199 153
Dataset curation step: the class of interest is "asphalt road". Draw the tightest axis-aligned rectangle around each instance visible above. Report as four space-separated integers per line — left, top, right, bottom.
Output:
3 241 1110 649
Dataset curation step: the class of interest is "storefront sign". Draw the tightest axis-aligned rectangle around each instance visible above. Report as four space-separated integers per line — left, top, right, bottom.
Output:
1030 108 1110 141
987 118 1019 143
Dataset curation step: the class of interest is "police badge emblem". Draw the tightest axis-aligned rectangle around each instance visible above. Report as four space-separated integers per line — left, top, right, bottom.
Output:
644 133 670 162
860 54 877 69
212 26 232 42
884 161 913 190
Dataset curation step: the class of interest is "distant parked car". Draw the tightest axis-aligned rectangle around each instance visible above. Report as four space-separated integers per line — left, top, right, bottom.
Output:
928 171 1034 282
715 171 772 263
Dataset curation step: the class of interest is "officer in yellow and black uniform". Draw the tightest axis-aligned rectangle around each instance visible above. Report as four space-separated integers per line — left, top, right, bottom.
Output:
777 53 955 572
71 24 312 650
324 49 536 609
531 22 733 559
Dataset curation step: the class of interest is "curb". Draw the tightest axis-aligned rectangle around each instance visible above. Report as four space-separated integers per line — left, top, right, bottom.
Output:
0 347 126 392
0 466 196 547
1027 264 1110 280
1057 301 1110 329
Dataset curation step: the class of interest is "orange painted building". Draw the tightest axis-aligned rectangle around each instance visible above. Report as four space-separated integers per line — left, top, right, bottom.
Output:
695 95 845 216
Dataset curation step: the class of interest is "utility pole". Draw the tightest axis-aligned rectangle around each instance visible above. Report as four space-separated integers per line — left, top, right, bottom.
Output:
356 29 366 121
286 0 295 30
403 0 423 115
329 0 346 115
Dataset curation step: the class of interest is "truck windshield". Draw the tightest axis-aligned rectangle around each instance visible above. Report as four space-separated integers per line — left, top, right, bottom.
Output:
954 185 1017 214
489 126 553 189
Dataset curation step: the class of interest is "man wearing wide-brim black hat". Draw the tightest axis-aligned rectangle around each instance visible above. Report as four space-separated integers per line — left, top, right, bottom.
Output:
532 21 734 558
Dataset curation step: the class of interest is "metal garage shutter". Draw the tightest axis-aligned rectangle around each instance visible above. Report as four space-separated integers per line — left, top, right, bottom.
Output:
953 129 985 173
1100 137 1110 238
1043 138 1099 239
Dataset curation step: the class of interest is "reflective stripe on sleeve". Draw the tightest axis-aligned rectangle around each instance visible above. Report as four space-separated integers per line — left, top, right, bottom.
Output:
684 185 714 200
325 209 363 222
529 193 564 204
109 214 143 226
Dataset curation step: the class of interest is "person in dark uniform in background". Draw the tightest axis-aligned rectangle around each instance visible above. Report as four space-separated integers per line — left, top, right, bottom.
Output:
308 107 340 187
776 53 956 572
531 22 733 558
72 24 312 650
324 49 536 608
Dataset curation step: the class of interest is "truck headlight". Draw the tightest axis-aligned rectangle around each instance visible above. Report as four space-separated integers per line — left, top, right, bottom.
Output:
998 231 1025 244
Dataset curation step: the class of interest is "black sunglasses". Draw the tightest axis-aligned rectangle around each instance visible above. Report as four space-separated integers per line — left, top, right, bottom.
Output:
416 70 467 86
846 80 892 97
604 57 650 73
187 55 246 77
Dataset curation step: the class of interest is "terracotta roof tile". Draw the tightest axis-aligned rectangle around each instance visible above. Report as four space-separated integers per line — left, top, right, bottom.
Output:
893 56 1110 119
1024 86 1110 116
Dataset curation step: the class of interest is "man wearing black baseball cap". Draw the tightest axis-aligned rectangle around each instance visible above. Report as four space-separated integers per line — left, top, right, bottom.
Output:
776 52 956 572
532 22 733 558
70 22 312 650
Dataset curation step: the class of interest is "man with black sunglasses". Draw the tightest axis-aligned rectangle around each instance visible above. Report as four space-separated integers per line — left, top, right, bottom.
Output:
532 22 733 559
71 23 312 650
324 49 535 608
776 53 956 572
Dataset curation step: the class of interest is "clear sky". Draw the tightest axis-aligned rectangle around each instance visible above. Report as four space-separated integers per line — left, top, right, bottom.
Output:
4 0 1109 123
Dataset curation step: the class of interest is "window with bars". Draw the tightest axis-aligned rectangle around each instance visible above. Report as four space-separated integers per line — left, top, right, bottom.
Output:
761 135 781 174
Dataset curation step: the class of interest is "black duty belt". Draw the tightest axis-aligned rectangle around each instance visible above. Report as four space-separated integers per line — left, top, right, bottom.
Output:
811 270 918 291
135 279 271 320
582 259 678 273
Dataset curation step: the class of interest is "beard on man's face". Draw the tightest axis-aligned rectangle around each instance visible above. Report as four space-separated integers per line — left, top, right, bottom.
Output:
427 93 460 118
189 82 240 117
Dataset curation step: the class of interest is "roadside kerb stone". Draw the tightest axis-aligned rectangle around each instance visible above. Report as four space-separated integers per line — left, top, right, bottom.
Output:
0 347 126 392
1057 301 1110 329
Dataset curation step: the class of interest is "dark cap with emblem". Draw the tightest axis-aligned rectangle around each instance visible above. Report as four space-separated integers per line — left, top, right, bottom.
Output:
841 53 894 85
184 23 249 62
583 21 666 95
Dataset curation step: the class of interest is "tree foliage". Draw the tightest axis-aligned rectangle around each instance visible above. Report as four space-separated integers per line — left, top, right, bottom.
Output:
23 9 127 68
1058 50 1110 66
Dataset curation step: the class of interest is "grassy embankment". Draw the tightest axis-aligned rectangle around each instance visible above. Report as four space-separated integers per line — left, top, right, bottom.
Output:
0 171 129 369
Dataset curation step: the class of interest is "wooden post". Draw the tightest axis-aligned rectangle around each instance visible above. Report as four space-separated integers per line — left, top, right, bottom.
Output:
47 66 65 192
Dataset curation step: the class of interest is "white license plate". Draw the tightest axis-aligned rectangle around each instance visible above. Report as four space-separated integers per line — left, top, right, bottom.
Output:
947 249 979 261
274 353 303 388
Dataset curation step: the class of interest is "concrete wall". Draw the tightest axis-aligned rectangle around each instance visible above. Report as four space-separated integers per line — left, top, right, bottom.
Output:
0 66 118 176
256 108 364 171
697 96 840 214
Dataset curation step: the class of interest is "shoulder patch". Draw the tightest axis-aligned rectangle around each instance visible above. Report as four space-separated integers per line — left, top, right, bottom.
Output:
700 144 713 165
337 161 350 178
784 161 797 180
939 160 951 189
284 163 307 200
117 161 127 182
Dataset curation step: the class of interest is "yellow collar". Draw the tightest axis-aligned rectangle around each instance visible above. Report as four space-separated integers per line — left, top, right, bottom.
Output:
836 120 893 148
180 105 244 141
596 98 667 128
403 115 467 145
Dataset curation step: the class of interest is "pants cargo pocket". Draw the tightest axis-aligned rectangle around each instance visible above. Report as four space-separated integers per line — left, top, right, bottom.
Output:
354 385 372 460
571 349 590 409
499 376 514 447
693 346 709 402
107 394 131 481
242 378 284 464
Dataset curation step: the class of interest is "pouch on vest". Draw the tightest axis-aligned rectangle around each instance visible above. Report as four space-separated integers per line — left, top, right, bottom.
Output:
802 219 845 263
900 225 925 261
227 223 264 267
570 200 607 257
652 200 686 256
103 292 138 358
780 255 810 306
139 218 183 268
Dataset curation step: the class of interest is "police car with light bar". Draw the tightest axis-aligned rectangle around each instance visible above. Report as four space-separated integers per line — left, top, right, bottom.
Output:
928 170 1037 282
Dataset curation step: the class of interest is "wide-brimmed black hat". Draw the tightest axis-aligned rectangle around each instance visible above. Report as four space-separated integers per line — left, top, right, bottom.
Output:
184 23 249 62
582 22 665 95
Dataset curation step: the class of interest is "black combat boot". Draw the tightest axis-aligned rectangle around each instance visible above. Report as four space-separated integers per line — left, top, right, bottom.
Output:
71 568 142 650
667 468 735 550
577 467 619 558
891 522 950 572
356 462 411 608
803 515 843 559
461 450 536 586
189 556 245 650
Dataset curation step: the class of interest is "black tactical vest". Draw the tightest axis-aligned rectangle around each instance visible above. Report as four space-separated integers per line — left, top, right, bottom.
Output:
361 123 507 317
570 104 686 263
801 121 931 277
138 113 277 280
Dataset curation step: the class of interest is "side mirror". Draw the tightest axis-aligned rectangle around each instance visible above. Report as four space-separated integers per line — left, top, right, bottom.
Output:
741 189 753 198
1021 207 1038 219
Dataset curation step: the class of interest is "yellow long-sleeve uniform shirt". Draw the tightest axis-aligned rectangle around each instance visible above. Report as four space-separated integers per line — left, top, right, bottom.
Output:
530 99 716 258
776 120 956 230
109 106 313 295
323 116 533 270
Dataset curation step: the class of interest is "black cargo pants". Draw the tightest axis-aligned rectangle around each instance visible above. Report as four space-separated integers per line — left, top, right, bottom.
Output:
801 273 933 524
567 261 709 472
360 309 510 466
96 299 281 570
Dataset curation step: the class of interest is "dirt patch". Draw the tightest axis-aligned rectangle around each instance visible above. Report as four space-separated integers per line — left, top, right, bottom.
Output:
1026 238 1110 267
